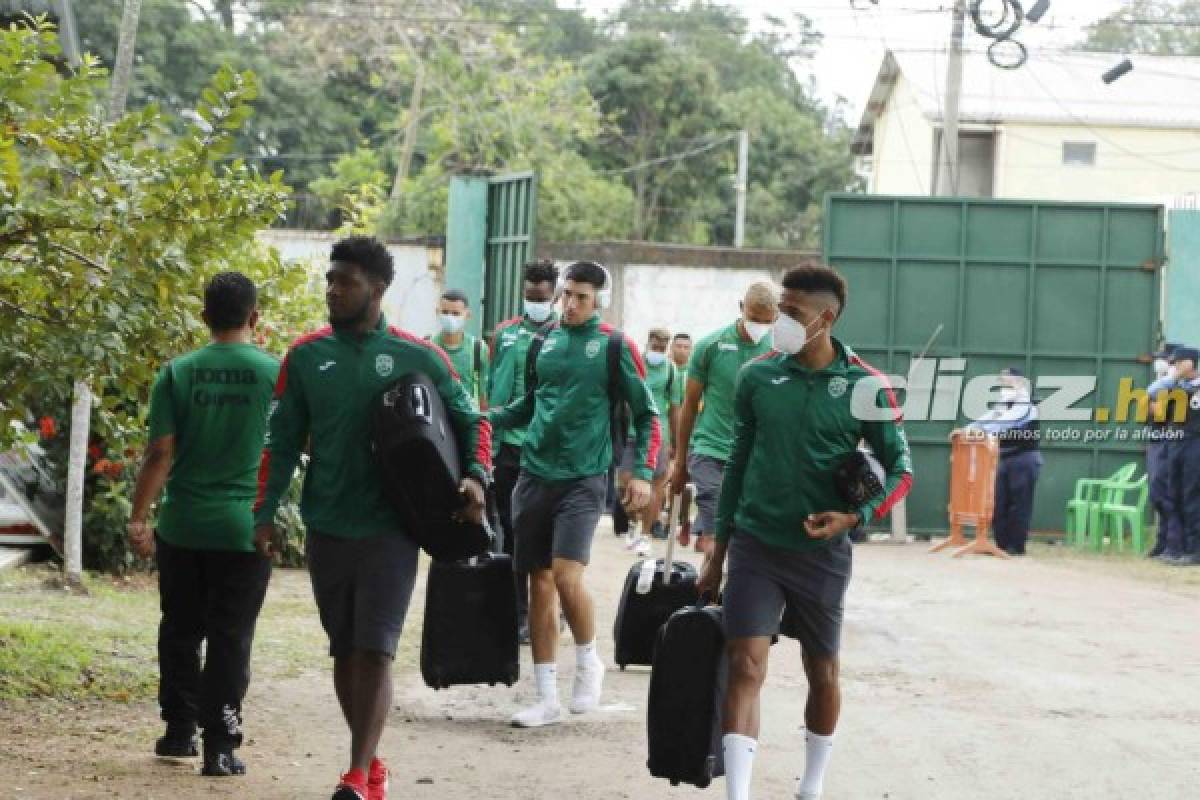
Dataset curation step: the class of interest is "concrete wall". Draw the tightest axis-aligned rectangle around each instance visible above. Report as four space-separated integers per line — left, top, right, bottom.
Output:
538 242 819 347
870 74 937 196
256 230 444 337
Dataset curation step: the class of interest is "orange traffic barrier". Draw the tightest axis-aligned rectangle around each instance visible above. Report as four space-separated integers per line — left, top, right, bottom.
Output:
930 431 1009 558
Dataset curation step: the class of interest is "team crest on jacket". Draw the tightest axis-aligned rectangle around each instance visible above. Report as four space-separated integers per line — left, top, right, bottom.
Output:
586 338 603 358
375 354 394 377
828 376 849 398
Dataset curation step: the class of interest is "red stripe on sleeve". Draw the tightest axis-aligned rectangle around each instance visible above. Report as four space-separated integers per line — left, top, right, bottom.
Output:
475 417 494 472
873 472 913 520
645 414 663 472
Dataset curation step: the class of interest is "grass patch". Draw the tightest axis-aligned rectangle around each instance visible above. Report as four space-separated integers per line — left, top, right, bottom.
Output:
0 620 154 701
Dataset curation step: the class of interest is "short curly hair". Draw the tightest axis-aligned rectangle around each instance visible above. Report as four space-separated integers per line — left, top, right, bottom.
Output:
331 235 394 286
781 265 847 318
523 259 559 286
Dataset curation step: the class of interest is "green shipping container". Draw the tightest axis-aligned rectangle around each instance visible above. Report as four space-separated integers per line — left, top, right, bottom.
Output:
823 194 1164 536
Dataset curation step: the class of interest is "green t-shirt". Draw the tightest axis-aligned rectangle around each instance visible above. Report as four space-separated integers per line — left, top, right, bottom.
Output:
148 343 280 552
631 359 683 447
687 322 773 462
431 333 490 410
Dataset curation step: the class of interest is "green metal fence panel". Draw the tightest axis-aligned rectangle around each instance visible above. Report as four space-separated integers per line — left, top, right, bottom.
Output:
1166 210 1200 346
824 194 1164 535
444 176 489 338
483 172 538 337
444 173 537 339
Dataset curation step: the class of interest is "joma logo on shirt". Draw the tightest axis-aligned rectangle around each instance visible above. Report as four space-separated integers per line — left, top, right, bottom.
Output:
194 368 257 385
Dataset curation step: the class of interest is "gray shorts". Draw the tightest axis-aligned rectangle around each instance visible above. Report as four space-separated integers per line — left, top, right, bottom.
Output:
306 531 419 659
723 532 852 657
687 453 726 536
619 436 668 479
512 472 607 573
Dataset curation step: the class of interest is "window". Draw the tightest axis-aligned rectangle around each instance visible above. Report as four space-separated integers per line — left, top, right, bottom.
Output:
931 131 995 197
1062 141 1097 166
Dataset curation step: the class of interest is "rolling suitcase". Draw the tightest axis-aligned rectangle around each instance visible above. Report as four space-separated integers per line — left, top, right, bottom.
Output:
613 486 700 669
646 602 727 788
371 371 495 562
420 551 520 690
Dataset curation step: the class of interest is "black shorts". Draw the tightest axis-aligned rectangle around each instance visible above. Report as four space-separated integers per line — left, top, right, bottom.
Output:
306 531 419 659
723 532 852 657
512 472 607 573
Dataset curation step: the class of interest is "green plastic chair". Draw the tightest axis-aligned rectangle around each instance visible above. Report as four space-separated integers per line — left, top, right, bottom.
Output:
1094 474 1150 553
1066 462 1136 547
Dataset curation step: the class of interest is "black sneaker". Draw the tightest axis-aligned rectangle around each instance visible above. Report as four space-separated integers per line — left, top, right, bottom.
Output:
155 723 198 758
201 745 246 776
651 521 667 540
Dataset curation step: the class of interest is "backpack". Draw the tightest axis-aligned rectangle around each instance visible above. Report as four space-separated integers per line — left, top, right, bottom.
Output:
525 322 629 467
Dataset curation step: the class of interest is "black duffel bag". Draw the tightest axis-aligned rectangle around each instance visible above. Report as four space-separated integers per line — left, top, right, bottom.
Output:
370 372 496 562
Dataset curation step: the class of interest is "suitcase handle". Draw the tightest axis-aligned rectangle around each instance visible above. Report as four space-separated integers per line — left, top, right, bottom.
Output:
661 483 694 578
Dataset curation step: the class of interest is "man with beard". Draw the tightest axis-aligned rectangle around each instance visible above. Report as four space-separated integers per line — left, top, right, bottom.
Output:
253 236 491 800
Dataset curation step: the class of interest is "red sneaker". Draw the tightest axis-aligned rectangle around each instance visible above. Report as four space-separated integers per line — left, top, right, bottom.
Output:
331 768 368 800
368 758 389 800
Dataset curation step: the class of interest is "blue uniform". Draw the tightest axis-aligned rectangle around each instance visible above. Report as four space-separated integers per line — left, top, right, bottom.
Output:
971 397 1042 555
1151 375 1200 559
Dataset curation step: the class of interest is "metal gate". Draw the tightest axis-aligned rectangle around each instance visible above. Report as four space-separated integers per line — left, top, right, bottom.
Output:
444 171 537 338
823 193 1164 535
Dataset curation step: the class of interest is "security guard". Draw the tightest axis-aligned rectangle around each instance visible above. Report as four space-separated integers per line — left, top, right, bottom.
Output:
1146 343 1180 558
1151 346 1200 566
968 367 1042 556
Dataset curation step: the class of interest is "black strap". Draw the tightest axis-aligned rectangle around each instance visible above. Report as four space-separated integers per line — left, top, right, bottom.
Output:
474 338 483 380
524 321 559 394
665 362 675 397
607 331 630 465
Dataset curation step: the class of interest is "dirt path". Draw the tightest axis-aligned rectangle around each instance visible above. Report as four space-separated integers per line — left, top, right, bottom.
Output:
5 525 1200 799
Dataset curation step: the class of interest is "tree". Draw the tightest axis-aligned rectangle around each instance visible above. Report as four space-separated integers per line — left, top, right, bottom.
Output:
0 20 323 568
1083 1 1200 55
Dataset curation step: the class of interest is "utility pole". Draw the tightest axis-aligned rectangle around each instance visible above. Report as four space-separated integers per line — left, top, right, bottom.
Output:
935 0 966 196
734 129 748 247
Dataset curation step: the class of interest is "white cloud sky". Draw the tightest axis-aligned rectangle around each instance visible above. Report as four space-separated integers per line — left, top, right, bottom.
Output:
569 0 1130 123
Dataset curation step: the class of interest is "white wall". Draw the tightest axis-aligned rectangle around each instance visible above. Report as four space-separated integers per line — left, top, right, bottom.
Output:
256 230 441 337
870 73 937 196
997 123 1200 202
620 265 774 349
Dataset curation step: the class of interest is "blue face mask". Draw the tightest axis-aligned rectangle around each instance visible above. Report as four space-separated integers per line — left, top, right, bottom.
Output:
438 314 465 334
645 350 667 367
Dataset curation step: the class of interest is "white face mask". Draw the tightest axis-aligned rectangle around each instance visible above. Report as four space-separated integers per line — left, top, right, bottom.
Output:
524 300 554 323
1154 358 1170 379
645 350 667 367
438 314 465 334
771 313 822 355
999 387 1020 403
742 319 772 345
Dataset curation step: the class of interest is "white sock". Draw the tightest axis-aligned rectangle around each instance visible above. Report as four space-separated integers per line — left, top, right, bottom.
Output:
534 663 558 705
797 730 834 798
575 640 598 668
722 733 757 800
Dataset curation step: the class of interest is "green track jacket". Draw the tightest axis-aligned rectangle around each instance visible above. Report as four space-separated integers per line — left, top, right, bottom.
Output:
254 315 492 539
715 340 913 551
488 314 661 482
